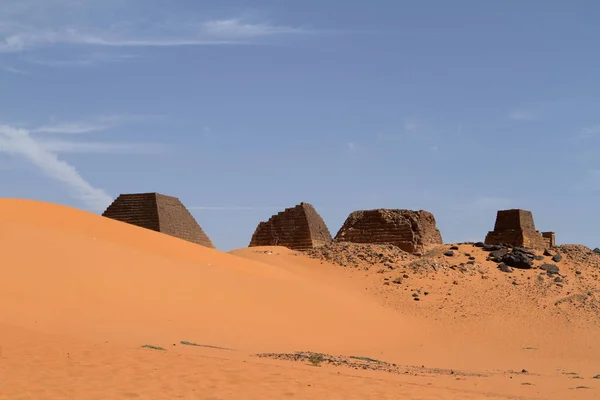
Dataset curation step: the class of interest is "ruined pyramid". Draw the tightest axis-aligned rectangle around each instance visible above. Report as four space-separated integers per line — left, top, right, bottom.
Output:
249 202 332 251
102 192 215 248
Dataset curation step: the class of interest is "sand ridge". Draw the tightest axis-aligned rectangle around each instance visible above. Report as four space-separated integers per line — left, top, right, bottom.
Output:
1 198 599 399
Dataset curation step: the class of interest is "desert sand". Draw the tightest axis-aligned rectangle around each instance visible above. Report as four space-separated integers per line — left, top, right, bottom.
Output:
1 198 599 399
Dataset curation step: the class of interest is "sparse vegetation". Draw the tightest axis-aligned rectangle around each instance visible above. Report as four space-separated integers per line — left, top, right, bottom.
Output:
141 344 165 351
593 374 600 379
307 353 325 366
349 355 388 364
392 276 403 284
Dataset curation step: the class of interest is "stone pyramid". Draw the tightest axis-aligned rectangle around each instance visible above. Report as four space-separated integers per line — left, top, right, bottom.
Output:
485 209 554 249
102 192 215 248
334 209 443 254
249 202 332 251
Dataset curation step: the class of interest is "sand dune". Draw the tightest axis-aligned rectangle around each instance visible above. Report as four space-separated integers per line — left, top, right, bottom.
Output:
1 198 599 399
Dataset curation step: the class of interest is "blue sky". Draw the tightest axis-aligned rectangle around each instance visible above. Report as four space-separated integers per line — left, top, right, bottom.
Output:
1 0 599 250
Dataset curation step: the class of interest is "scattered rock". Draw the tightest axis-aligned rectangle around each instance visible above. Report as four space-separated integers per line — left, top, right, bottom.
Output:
444 251 455 257
534 255 545 261
543 249 555 257
554 277 563 283
468 256 476 260
489 248 509 261
502 252 533 269
498 263 514 273
450 245 459 250
413 297 420 301
540 263 560 275
576 270 582 275
593 248 600 254
552 254 563 263
474 242 485 248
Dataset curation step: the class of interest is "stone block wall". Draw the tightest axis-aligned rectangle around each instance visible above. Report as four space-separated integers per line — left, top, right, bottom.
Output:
249 202 332 251
485 209 553 249
334 209 443 254
102 192 215 248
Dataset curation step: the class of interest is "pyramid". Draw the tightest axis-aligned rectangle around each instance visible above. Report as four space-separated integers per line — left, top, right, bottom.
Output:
249 202 332 251
102 192 215 248
334 209 443 254
484 209 554 249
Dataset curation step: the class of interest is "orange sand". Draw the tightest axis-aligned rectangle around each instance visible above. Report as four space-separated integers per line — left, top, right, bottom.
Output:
1 198 599 399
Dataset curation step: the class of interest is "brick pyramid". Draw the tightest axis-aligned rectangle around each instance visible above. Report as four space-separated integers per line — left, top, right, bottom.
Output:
249 202 332 251
484 209 554 249
102 192 215 248
334 209 443 254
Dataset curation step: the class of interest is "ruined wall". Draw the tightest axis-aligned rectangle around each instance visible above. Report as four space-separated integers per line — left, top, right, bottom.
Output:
485 209 552 249
249 202 332 251
334 209 443 254
102 192 215 248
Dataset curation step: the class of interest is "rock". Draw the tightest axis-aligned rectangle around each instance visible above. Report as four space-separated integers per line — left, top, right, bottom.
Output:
424 291 429 295
498 263 513 273
468 256 476 260
412 293 419 297
576 270 582 275
450 245 459 250
551 254 563 263
489 248 509 260
554 277 563 283
543 249 554 256
534 255 545 261
484 244 504 252
593 248 600 254
474 242 485 248
413 297 421 301
501 252 533 269
540 263 560 275
444 251 455 257
513 247 536 256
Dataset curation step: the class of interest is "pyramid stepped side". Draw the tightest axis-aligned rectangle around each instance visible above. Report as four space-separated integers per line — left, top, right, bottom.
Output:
102 192 215 249
155 194 215 249
102 193 160 232
249 202 332 251
485 209 552 249
301 203 333 248
334 209 442 254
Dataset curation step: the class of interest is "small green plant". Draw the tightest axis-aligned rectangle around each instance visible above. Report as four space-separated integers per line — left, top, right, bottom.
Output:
141 344 165 351
349 355 388 364
592 374 600 379
307 353 325 366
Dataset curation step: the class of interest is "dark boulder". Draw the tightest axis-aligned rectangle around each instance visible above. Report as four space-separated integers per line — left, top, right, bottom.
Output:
502 252 533 269
534 255 545 261
489 248 509 260
540 263 560 275
474 242 485 248
444 250 455 257
484 244 504 252
551 254 563 263
498 263 513 273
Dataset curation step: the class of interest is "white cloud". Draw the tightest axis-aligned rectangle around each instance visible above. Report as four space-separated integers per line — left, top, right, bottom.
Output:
202 19 306 38
346 142 357 151
27 52 139 67
0 64 29 74
0 124 113 211
0 2 309 54
508 109 539 121
32 114 160 134
404 121 418 134
580 125 600 139
37 139 165 154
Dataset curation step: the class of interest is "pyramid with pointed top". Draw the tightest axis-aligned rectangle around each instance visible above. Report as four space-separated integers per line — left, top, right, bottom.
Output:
249 202 332 251
102 192 215 248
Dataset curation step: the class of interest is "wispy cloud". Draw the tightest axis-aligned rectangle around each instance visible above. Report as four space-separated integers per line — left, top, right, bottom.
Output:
0 1 310 54
37 139 166 154
508 109 539 121
32 114 160 134
27 52 139 67
579 125 600 139
0 63 29 74
0 124 113 211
